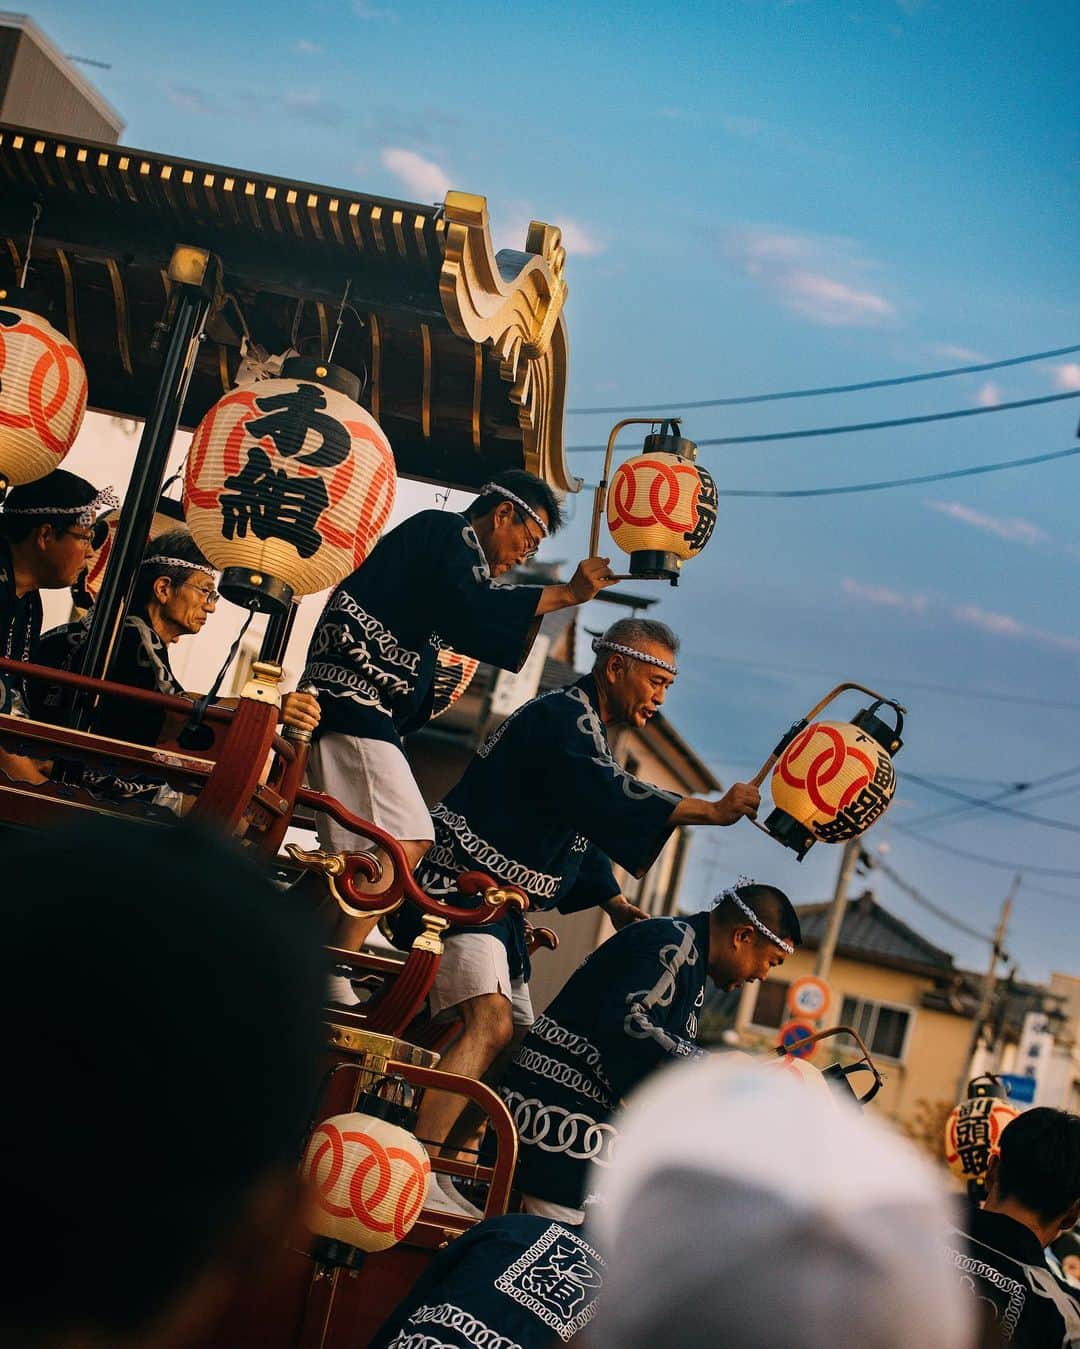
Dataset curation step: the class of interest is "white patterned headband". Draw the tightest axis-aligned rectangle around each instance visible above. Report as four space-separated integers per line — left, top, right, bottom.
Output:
3 485 120 526
141 554 217 579
591 636 678 677
479 482 549 536
714 875 794 954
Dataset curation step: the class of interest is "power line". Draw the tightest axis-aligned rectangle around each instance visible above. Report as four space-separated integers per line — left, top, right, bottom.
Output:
901 771 1080 833
710 443 1080 499
567 342 1080 415
892 825 1080 878
900 771 1080 836
566 390 1080 452
870 855 994 944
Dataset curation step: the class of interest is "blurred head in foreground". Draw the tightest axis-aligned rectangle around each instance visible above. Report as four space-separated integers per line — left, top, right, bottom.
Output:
0 818 325 1349
585 1056 973 1349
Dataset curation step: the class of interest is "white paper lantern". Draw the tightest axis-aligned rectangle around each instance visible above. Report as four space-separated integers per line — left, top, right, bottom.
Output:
184 358 395 611
0 301 88 492
300 1112 430 1253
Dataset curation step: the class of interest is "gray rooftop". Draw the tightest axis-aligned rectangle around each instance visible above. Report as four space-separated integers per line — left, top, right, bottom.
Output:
796 891 955 974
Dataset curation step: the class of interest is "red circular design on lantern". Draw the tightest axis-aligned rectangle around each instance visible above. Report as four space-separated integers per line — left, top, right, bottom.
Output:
606 452 717 561
0 307 88 486
771 720 897 844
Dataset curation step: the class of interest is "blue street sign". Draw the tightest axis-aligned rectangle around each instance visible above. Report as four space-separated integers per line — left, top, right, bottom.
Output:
1000 1074 1037 1105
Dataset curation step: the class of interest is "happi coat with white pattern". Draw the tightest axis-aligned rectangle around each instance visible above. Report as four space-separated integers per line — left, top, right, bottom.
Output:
390 673 680 980
500 912 710 1210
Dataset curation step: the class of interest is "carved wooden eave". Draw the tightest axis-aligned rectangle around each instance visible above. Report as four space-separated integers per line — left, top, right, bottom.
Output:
0 124 575 493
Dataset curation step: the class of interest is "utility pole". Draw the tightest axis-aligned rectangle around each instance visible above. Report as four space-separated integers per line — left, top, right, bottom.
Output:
814 838 861 980
957 876 1019 1098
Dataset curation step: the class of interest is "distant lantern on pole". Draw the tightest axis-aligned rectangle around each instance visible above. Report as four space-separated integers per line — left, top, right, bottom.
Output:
590 417 716 585
300 1108 430 1262
0 287 88 500
75 500 185 608
184 357 395 614
750 685 905 860
944 1075 1020 1198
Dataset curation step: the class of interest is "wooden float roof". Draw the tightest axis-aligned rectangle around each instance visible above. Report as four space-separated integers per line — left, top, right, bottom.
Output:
0 122 577 492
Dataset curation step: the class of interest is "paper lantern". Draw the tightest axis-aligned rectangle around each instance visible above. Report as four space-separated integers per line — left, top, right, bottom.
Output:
184 357 395 613
944 1091 1020 1188
605 426 716 583
0 295 88 495
767 1054 833 1098
763 696 904 859
300 1111 430 1254
431 648 479 720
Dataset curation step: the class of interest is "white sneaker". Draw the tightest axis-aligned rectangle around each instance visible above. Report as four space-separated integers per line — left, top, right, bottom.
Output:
438 1173 484 1220
325 974 361 1007
422 1171 471 1217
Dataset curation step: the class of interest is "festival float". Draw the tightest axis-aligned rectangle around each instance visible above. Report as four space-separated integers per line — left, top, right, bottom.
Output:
0 123 890 1345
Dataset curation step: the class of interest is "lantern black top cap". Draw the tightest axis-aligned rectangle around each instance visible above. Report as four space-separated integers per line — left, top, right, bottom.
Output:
642 418 697 462
280 355 361 404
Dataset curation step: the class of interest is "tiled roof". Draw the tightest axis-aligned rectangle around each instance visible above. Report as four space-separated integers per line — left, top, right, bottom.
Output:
796 890 955 973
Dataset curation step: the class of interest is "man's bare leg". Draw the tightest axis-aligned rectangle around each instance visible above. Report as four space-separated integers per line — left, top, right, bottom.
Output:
415 991 514 1154
327 837 431 1004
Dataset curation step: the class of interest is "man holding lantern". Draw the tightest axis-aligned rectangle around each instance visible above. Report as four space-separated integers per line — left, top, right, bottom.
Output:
302 468 619 1004
389 616 760 1214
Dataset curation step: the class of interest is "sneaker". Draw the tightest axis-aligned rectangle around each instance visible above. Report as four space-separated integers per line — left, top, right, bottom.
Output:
438 1173 484 1220
421 1171 471 1218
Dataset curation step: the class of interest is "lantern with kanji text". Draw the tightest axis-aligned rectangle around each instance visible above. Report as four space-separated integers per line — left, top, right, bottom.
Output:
0 287 88 500
944 1075 1020 1197
750 684 905 860
590 417 716 585
184 357 395 614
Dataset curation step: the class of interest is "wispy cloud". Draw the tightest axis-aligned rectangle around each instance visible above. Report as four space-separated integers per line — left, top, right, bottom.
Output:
281 91 343 126
926 500 1049 547
1052 362 1080 391
720 114 768 141
293 39 323 54
556 218 605 257
494 202 605 259
932 342 986 363
842 578 928 613
953 605 1080 654
380 147 450 200
729 227 896 327
165 85 211 114
975 380 1002 407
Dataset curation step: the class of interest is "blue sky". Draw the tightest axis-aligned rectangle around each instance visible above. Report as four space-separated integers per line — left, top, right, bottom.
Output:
29 0 1080 980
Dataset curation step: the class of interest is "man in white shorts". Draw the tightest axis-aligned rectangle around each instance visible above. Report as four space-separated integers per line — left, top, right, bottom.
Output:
301 469 617 1004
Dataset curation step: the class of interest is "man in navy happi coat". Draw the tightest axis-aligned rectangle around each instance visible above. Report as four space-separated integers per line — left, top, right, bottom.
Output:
501 880 802 1223
369 1214 604 1349
301 469 616 1003
393 617 761 1214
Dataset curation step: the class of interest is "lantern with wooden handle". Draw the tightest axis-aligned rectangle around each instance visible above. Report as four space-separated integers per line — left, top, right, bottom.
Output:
749 684 905 860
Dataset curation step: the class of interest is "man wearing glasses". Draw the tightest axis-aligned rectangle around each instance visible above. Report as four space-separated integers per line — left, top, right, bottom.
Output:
302 469 617 1004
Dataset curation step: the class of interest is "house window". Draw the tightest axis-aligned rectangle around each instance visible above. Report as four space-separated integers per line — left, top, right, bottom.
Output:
748 979 791 1031
839 995 913 1062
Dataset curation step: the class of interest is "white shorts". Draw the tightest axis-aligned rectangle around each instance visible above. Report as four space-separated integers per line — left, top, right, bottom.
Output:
307 733 435 851
429 931 534 1028
521 1194 585 1226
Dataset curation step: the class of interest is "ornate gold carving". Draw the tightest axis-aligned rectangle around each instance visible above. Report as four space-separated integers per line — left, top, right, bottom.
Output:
240 659 284 708
413 912 449 956
420 322 432 440
471 343 483 453
439 193 575 491
369 311 382 422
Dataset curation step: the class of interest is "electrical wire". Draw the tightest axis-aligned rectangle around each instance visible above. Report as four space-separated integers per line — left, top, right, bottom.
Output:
899 771 1080 836
566 390 1080 452
567 342 1080 415
901 771 1080 833
869 856 994 944
892 825 1080 879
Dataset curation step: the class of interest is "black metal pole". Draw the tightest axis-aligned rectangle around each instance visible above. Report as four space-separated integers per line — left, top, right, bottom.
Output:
258 600 300 668
74 271 213 722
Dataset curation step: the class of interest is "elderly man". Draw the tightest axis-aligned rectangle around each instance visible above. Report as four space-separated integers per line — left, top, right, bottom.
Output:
35 529 319 805
392 616 760 1214
500 879 801 1224
0 468 113 783
302 468 617 1004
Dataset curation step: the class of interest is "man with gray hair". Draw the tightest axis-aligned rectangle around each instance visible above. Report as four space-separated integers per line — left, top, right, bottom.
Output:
388 615 760 1215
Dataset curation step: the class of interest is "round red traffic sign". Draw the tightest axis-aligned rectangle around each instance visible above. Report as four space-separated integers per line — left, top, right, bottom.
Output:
778 1018 818 1060
786 975 832 1022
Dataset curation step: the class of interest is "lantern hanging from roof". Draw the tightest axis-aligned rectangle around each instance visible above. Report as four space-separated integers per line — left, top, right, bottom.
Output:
752 685 905 861
593 417 716 586
944 1075 1020 1193
184 357 395 614
0 287 88 499
300 1108 430 1261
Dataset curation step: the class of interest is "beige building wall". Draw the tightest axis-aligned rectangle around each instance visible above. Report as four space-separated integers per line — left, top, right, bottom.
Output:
735 948 973 1130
